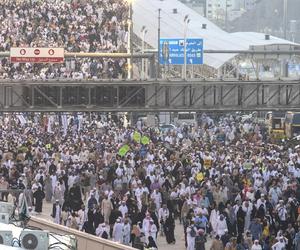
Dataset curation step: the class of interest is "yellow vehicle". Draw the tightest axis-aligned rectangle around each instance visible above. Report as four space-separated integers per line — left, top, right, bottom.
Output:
265 111 286 141
285 112 300 138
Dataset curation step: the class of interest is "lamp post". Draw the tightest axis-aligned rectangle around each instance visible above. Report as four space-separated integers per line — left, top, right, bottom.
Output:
225 0 228 31
157 8 161 79
127 0 134 79
183 15 190 80
141 26 147 80
283 0 288 39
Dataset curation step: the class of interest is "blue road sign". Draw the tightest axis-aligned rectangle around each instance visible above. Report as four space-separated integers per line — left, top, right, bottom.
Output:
288 64 300 73
159 38 203 65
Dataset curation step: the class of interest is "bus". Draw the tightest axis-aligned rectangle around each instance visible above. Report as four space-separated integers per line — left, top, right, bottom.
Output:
265 111 285 141
173 112 197 126
285 112 300 138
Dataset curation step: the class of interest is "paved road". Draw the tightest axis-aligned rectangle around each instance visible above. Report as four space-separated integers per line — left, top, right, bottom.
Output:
35 201 212 250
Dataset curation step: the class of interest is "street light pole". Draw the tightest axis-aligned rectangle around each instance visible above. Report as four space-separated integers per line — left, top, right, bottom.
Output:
283 0 288 39
141 26 147 80
183 15 190 80
127 0 133 79
157 8 161 79
225 0 228 31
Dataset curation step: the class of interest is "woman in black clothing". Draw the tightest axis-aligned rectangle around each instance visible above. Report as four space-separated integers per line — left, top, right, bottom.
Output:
236 206 246 236
33 186 45 213
93 205 104 229
146 236 158 249
145 176 151 191
164 214 176 244
69 183 83 211
82 219 95 235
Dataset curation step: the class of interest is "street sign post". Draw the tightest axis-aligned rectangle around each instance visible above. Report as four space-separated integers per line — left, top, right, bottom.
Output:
10 48 64 63
159 38 203 65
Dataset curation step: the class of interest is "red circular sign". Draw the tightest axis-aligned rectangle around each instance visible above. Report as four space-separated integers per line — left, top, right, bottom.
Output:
34 49 40 55
20 49 26 55
48 49 55 56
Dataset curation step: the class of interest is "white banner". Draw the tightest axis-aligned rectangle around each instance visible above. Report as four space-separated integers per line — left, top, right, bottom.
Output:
16 115 26 126
61 114 68 136
47 115 54 133
78 114 83 132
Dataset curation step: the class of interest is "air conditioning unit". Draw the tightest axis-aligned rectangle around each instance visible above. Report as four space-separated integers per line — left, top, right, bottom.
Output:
0 202 13 215
0 231 13 246
67 235 77 250
20 230 49 250
0 213 10 224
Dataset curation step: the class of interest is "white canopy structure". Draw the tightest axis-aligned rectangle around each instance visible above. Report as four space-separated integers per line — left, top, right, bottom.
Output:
133 0 298 69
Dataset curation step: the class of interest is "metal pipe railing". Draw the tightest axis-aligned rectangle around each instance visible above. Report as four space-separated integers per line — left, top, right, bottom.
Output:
0 52 154 58
204 50 300 54
1 50 300 59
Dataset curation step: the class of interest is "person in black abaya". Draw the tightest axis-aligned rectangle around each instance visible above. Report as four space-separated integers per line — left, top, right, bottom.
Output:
82 218 95 235
256 204 266 221
93 205 104 229
236 206 246 236
81 211 95 235
146 236 158 249
33 186 45 213
164 214 176 244
69 183 83 211
128 200 140 225
145 176 151 191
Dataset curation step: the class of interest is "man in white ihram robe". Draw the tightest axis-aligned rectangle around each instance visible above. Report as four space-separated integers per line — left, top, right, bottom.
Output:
216 214 228 237
209 207 219 235
142 214 152 243
51 200 62 224
113 218 123 243
118 201 128 218
149 220 158 243
122 220 131 245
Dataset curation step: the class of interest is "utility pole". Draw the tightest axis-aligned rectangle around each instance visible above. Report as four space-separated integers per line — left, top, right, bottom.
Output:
225 0 228 31
141 26 147 80
283 0 288 39
127 1 133 79
183 15 190 80
157 8 161 79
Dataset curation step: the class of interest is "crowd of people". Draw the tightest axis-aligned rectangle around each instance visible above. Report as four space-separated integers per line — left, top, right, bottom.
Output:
1 0 299 250
0 0 129 80
0 112 300 250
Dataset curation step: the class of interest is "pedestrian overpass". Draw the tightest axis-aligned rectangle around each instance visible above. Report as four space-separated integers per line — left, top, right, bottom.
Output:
0 79 300 112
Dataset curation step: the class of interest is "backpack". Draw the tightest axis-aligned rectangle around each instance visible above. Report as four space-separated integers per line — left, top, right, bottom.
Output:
101 231 108 239
195 235 205 244
190 227 196 237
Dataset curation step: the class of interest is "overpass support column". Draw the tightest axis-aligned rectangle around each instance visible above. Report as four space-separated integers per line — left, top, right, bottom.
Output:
280 59 289 78
217 67 223 80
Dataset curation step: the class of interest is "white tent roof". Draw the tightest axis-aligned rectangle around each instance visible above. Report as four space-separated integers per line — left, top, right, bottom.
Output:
133 0 298 69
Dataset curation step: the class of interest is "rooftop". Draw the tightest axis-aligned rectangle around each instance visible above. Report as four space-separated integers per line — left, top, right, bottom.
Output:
133 0 299 69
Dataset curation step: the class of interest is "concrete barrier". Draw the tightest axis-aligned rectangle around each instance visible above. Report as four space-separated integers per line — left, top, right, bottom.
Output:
28 216 136 250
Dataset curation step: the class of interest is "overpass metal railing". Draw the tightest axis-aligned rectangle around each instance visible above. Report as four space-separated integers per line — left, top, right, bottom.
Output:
0 77 299 85
1 49 300 81
0 52 155 58
0 51 157 79
2 49 300 58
